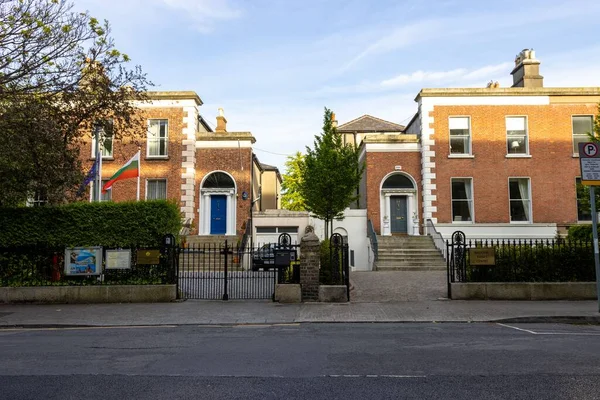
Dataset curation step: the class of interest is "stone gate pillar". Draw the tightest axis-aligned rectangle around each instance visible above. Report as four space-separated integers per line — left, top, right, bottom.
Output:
300 231 320 301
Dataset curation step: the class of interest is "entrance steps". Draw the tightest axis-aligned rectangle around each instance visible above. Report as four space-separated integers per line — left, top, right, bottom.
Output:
179 235 244 271
375 235 446 271
183 235 238 247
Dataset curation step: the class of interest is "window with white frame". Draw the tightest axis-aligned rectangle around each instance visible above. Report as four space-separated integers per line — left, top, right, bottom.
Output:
26 189 48 207
506 116 528 155
509 178 531 222
147 179 167 200
91 120 114 158
449 117 471 155
101 179 112 202
451 178 473 222
147 119 168 157
572 116 593 155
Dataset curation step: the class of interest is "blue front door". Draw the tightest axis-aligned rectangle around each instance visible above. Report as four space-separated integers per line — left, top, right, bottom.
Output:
210 195 227 234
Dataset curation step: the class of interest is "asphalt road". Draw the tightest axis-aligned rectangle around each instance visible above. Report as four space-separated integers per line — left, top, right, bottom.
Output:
1 322 600 399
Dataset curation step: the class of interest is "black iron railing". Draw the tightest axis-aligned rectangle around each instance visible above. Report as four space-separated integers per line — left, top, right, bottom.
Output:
0 243 175 287
367 219 378 262
447 237 595 283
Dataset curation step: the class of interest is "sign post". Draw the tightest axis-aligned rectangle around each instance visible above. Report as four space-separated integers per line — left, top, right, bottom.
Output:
578 142 600 312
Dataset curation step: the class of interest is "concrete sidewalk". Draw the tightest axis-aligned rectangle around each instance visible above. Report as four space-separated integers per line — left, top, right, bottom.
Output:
0 300 599 327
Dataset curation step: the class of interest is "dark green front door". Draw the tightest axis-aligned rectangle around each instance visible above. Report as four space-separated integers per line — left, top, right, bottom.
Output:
390 196 407 234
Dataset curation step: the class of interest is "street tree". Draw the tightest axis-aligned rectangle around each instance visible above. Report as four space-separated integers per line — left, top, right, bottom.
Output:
300 107 364 237
0 0 150 206
281 151 306 211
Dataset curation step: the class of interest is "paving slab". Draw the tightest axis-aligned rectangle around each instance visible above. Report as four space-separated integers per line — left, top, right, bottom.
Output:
350 271 447 302
0 300 598 327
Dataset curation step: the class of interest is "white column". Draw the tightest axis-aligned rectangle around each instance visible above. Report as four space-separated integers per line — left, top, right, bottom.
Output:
382 194 391 236
226 193 233 235
202 193 210 235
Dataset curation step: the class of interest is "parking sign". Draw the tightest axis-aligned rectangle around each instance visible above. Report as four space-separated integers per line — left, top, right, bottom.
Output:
579 142 600 185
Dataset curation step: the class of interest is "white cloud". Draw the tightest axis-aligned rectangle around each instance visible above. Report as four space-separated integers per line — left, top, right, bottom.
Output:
75 0 242 33
339 1 600 72
382 62 513 87
161 0 242 32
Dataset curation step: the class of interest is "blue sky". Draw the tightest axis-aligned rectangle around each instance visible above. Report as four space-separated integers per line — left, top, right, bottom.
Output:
76 0 600 171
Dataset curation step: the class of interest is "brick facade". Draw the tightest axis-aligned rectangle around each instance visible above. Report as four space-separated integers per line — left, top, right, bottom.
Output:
78 91 279 238
81 107 186 203
364 151 422 233
431 103 598 225
196 147 253 236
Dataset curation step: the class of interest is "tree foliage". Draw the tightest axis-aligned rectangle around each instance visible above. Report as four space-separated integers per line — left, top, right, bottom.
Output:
300 108 364 236
0 0 151 206
281 151 306 211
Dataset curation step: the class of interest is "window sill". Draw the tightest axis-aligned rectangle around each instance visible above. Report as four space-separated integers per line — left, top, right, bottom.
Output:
90 157 114 161
448 154 475 159
573 154 580 158
509 221 533 224
452 221 473 224
505 154 532 158
145 156 169 161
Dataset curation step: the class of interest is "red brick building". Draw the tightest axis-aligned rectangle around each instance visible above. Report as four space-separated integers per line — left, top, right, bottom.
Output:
342 50 600 239
82 92 281 236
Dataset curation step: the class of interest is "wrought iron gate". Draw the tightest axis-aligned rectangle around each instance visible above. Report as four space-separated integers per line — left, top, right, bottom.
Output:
176 240 277 300
330 233 350 301
446 230 467 298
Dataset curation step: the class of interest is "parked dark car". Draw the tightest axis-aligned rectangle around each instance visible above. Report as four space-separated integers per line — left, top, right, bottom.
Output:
251 243 277 271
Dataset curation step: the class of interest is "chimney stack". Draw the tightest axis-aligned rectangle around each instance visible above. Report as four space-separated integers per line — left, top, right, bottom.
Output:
511 49 543 88
331 112 338 128
216 108 227 132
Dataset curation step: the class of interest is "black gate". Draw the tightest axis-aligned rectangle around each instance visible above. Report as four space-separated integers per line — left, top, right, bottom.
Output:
446 230 467 298
330 233 350 301
176 240 277 300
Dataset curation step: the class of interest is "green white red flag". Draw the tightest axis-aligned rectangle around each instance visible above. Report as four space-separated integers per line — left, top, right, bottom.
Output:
102 151 140 194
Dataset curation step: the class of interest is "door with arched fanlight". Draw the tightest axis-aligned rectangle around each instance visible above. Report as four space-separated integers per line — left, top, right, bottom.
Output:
380 173 418 236
200 171 237 235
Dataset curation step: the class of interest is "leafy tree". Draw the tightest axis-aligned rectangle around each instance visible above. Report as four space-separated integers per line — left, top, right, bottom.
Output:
281 151 306 211
0 0 150 206
300 107 364 237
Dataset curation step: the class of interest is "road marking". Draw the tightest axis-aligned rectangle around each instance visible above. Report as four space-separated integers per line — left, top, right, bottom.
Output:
497 323 537 334
0 325 178 332
497 323 600 336
325 374 426 379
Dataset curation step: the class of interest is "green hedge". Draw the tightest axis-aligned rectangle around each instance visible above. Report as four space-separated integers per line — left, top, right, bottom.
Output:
568 224 598 241
0 201 182 247
466 240 595 282
319 239 345 285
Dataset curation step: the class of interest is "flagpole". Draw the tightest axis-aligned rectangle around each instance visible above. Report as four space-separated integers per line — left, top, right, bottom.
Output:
136 149 141 201
93 123 102 202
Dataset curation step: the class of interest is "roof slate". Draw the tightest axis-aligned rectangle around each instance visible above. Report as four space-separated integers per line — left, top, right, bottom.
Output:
337 115 405 133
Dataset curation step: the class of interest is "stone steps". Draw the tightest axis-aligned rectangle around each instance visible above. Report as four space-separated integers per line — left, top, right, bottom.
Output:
375 266 447 271
375 235 446 272
184 235 239 246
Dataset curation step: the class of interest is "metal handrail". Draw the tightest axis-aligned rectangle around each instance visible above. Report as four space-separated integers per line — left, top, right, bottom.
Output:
426 218 447 260
367 219 378 261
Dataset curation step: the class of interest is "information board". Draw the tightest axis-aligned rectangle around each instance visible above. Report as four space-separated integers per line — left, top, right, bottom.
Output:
105 249 132 270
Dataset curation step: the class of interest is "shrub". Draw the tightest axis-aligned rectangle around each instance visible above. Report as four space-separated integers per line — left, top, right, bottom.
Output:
568 224 598 241
465 240 594 282
319 238 344 284
0 200 182 247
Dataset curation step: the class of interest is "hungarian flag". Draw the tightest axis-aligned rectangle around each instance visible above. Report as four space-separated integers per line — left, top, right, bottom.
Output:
102 151 140 193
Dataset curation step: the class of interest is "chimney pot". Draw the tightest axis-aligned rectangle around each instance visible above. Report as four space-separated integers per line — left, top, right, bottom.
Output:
216 108 227 132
